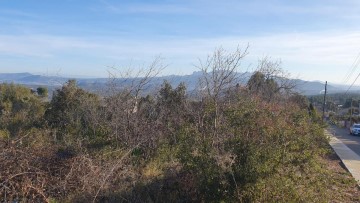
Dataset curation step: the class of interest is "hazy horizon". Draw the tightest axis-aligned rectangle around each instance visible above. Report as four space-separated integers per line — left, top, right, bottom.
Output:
0 71 353 86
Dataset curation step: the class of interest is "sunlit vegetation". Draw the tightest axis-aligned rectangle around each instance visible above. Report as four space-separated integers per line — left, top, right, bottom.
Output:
1 49 359 202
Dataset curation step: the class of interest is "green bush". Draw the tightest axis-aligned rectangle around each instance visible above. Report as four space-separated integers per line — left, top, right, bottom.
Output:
0 83 45 137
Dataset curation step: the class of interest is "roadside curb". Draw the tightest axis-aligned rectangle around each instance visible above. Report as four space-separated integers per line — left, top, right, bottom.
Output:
325 129 360 186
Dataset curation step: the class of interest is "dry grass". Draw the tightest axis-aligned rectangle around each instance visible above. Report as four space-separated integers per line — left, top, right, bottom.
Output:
322 148 360 202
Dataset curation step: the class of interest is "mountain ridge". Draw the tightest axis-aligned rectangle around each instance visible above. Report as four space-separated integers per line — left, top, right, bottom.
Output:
0 72 358 96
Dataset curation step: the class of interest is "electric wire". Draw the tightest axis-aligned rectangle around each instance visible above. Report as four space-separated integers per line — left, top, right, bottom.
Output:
344 69 360 96
342 52 360 85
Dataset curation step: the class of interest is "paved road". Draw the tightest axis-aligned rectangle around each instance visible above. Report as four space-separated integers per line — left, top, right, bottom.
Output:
328 125 360 156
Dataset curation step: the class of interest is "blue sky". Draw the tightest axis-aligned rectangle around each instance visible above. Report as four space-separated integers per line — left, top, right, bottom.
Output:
0 0 360 83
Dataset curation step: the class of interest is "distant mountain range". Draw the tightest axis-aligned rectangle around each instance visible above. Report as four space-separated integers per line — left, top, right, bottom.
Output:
0 72 359 96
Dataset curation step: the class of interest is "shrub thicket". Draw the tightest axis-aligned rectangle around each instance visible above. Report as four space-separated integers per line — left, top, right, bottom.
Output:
0 54 358 202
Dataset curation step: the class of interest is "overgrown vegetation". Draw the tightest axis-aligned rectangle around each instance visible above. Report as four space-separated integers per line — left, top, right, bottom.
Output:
1 48 359 202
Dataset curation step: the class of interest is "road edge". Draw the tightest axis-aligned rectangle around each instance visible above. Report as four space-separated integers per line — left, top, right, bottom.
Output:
325 129 360 186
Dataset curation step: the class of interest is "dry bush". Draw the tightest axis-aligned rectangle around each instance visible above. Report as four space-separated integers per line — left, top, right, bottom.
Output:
0 137 142 202
103 57 167 151
62 152 138 202
0 140 70 202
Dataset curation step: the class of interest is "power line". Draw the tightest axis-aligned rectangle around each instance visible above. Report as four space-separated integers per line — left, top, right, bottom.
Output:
342 52 360 97
344 71 360 96
342 52 360 84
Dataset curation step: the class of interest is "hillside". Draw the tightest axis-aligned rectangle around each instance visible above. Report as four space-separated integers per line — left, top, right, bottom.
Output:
1 66 360 202
2 0 360 201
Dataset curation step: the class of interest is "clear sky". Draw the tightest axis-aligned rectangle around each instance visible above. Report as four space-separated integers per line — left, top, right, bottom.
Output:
0 0 359 84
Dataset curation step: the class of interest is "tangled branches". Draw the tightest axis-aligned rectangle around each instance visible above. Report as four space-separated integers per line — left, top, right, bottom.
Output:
0 141 69 202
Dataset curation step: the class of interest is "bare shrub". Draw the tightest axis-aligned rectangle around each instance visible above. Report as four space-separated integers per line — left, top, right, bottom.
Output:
104 57 166 149
196 45 248 144
247 57 296 102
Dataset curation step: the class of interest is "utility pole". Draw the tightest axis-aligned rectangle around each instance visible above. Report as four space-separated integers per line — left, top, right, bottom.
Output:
351 98 353 125
322 81 327 121
358 99 360 116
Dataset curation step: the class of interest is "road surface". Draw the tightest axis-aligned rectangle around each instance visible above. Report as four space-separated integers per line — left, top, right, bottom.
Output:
328 125 360 156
